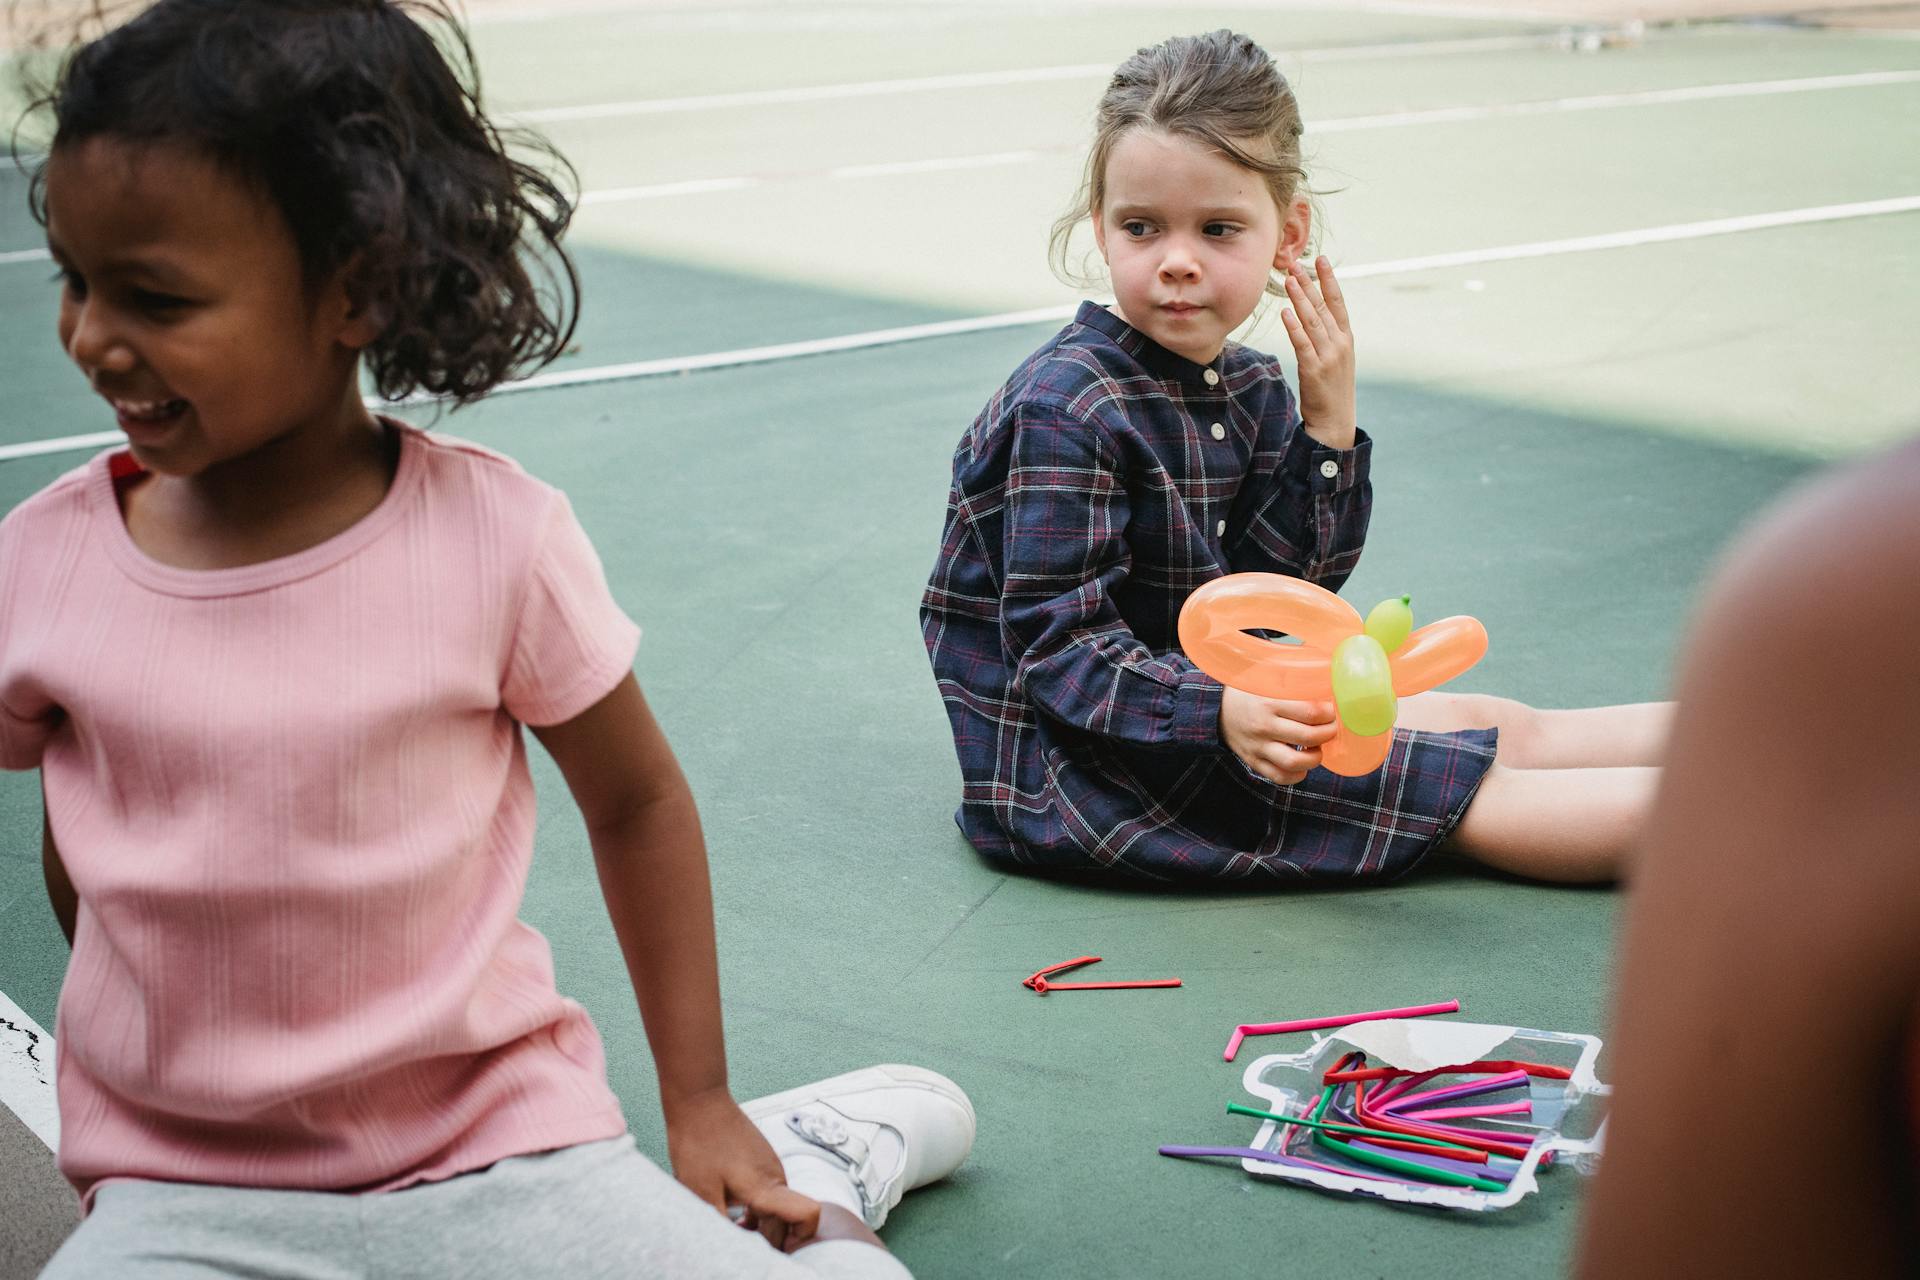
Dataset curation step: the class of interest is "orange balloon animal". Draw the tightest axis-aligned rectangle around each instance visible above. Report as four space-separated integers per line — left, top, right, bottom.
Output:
1177 574 1489 777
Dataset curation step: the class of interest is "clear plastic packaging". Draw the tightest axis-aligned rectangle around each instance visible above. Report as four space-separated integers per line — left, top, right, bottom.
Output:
1235 1022 1609 1211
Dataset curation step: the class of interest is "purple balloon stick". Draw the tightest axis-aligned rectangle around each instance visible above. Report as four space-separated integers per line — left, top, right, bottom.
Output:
1384 1070 1529 1113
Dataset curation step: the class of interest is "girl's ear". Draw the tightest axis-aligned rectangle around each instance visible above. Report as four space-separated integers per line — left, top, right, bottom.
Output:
1272 196 1313 274
1090 206 1108 261
322 253 382 351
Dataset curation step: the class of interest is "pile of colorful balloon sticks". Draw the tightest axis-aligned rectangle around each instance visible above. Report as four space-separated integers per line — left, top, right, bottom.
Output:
1162 1051 1574 1195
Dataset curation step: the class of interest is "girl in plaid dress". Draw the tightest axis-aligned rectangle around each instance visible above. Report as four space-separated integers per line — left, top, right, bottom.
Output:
920 31 1669 886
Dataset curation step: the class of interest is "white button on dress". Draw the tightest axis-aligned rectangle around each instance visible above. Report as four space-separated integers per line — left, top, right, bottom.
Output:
1203 369 1219 386
1210 423 1226 441
1216 520 1228 537
1320 459 1340 479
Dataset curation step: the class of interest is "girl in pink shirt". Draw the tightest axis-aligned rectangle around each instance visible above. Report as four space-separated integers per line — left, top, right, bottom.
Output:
1 3 970 1276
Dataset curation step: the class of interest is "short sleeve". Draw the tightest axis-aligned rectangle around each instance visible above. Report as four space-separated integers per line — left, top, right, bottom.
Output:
0 530 57 770
501 493 641 727
0 696 54 770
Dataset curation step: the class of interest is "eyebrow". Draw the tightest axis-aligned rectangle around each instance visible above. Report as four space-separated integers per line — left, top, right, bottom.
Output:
43 239 199 289
1106 202 1260 220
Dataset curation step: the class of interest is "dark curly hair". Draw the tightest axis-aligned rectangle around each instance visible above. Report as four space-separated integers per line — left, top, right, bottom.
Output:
18 0 580 406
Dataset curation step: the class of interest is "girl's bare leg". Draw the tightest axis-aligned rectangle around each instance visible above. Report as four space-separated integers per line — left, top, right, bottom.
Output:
1398 691 1673 769
1447 762 1659 883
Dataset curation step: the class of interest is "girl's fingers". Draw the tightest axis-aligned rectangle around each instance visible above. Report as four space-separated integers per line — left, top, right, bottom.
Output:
1315 256 1351 332
1263 742 1322 778
1279 304 1317 364
1256 759 1308 786
741 1184 820 1250
1284 267 1326 344
1275 717 1339 748
1294 258 1342 341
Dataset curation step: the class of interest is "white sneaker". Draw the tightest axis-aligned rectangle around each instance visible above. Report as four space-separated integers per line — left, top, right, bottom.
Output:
743 1064 975 1230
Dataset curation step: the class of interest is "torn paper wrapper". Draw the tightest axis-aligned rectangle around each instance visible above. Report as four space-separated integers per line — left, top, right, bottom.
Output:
1327 1019 1519 1072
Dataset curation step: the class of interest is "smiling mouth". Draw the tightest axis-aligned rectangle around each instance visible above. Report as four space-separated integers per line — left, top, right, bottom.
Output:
106 395 189 429
108 396 189 424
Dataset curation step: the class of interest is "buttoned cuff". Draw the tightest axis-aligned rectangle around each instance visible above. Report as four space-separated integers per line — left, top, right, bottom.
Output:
1286 426 1372 495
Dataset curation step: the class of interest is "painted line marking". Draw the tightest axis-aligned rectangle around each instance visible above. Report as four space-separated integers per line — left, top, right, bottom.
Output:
8 68 1917 257
562 68 1920 208
7 194 1916 462
469 0 1583 26
384 195 1920 402
0 431 123 462
1333 194 1920 276
0 990 57 1151
504 31 1602 123
1310 68 1920 132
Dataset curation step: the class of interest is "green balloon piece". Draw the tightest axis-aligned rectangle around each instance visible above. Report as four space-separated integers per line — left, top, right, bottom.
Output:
1363 594 1414 655
1331 634 1397 737
1336 633 1397 736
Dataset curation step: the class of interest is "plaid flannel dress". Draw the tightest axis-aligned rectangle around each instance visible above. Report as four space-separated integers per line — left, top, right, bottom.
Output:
920 303 1496 883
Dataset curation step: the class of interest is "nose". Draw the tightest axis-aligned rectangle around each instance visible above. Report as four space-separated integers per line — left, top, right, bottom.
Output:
1158 235 1201 284
62 296 136 381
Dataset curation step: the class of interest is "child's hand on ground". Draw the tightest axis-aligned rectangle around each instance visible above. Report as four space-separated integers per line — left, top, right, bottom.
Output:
664 1087 821 1250
1280 256 1356 451
1221 687 1338 785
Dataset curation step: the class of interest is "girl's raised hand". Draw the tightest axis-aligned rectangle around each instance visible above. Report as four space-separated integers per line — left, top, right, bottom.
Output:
1279 256 1357 450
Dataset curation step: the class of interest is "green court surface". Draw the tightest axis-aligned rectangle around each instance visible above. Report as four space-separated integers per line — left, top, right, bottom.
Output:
3 3 1918 1276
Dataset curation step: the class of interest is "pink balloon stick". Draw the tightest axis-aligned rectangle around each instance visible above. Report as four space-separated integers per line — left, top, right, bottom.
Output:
1369 1068 1441 1110
1399 1100 1532 1122
1221 1000 1462 1062
1400 1121 1532 1145
1386 1070 1530 1112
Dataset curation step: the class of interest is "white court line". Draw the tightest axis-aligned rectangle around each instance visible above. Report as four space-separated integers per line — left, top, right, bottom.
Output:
395 304 1083 404
0 21 1613 153
6 193 1916 463
578 176 758 206
7 67 1916 255
470 0 1580 24
0 990 57 1151
0 430 123 461
1311 68 1920 131
506 32 1576 124
828 149 1045 180
512 64 1111 121
375 195 1920 401
557 68 1920 210
1334 195 1920 275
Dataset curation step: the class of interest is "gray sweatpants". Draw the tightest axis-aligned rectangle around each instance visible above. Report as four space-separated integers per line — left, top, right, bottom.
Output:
39 1135 914 1279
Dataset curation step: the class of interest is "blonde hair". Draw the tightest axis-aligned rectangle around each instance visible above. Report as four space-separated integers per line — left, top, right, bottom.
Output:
1050 30 1307 297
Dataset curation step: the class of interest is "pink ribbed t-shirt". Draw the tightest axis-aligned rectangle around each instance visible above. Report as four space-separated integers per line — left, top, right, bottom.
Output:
0 426 640 1205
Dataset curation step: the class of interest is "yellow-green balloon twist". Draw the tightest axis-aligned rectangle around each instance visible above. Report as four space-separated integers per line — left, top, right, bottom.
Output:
1332 597 1414 737
1364 594 1413 654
